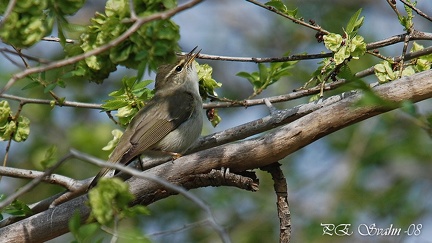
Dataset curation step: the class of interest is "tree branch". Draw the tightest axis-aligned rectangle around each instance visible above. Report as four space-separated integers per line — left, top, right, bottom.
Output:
0 155 72 210
0 93 102 109
0 166 81 191
261 163 291 243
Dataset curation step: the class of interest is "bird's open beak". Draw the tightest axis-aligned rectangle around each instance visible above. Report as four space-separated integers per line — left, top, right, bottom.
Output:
185 46 201 66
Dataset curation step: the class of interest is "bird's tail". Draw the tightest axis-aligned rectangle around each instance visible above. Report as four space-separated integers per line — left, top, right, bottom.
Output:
87 163 116 190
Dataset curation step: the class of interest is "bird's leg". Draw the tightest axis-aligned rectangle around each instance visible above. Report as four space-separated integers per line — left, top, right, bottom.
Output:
158 150 182 161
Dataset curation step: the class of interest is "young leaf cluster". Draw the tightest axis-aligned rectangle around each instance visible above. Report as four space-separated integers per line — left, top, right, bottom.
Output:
0 101 30 142
197 63 222 127
102 77 154 126
237 60 298 97
303 9 366 92
323 9 366 65
196 63 222 100
88 178 150 226
398 0 415 31
0 0 84 48
374 42 432 83
67 0 180 83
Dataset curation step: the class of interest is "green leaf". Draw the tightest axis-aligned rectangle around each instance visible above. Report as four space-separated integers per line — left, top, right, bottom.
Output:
44 83 57 93
88 178 149 225
197 63 222 100
117 105 137 119
102 129 123 152
21 81 41 91
40 145 58 169
374 61 396 83
258 63 269 87
238 60 296 95
309 94 321 102
102 76 153 120
345 8 364 36
69 211 82 237
348 35 366 58
400 101 417 117
265 0 287 13
338 65 355 80
401 65 415 77
0 100 11 123
66 0 180 83
0 3 54 48
69 211 100 242
236 71 254 80
355 89 398 109
3 199 33 217
334 45 350 65
265 0 298 17
398 1 414 30
13 115 30 142
323 33 343 52
0 121 16 141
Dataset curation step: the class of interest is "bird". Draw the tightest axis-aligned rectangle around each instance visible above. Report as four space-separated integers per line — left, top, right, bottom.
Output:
89 47 203 189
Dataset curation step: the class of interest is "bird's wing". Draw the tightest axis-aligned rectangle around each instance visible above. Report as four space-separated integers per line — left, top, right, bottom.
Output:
89 91 196 189
126 91 196 160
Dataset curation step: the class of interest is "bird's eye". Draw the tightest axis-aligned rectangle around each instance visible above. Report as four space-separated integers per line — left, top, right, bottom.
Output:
175 65 183 72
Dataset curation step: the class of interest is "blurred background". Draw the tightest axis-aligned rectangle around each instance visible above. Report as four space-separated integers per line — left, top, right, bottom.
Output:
1 0 432 242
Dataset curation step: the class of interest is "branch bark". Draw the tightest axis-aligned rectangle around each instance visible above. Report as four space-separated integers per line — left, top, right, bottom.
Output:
261 163 291 243
1 70 432 242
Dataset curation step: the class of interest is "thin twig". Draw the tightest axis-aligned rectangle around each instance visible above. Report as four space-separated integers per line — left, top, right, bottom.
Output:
12 47 30 68
0 93 102 109
0 0 203 95
128 0 137 20
193 32 432 63
41 36 76 44
195 52 331 63
0 154 72 210
1 139 13 171
398 32 411 77
1 51 24 68
386 0 401 17
0 48 51 64
70 149 231 243
400 0 432 22
0 0 17 29
147 219 211 237
261 163 291 243
246 0 329 34
0 166 82 191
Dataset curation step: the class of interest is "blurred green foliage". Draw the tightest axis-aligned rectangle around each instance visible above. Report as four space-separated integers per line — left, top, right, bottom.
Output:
68 0 180 83
0 100 30 142
89 178 149 225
